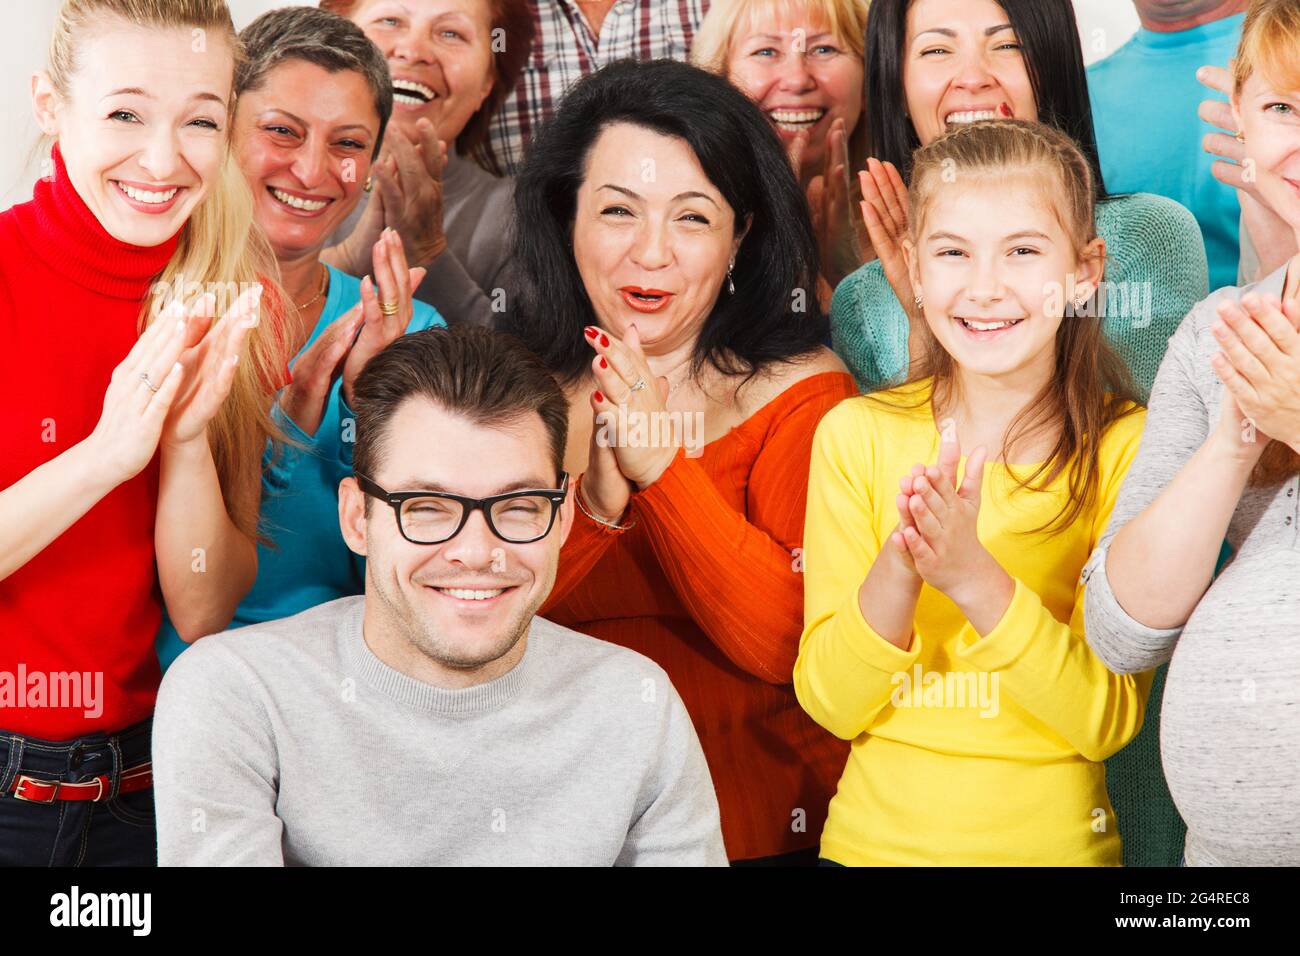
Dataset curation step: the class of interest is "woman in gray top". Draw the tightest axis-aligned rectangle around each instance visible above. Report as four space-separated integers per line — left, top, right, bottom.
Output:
1083 0 1300 867
321 0 533 327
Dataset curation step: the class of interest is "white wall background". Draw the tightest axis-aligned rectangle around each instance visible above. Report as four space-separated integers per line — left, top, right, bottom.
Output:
0 0 1142 210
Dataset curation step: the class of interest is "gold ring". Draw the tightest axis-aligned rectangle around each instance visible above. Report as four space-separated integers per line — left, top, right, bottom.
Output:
378 300 400 316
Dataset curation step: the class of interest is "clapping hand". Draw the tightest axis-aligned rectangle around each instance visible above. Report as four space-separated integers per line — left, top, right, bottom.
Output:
1210 292 1300 454
859 158 916 317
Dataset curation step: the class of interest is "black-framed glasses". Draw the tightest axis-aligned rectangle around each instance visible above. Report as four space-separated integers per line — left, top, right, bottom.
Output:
355 472 570 545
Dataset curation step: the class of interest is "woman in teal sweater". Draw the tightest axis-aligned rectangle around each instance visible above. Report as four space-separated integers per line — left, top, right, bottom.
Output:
157 8 443 669
834 0 1208 401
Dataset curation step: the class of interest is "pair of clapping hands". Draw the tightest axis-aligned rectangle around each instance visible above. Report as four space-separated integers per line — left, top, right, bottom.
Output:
280 230 425 437
89 287 263 487
332 114 450 277
877 289 1300 611
885 430 1006 613
1210 291 1300 456
1199 63 1300 454
577 324 682 524
788 118 864 294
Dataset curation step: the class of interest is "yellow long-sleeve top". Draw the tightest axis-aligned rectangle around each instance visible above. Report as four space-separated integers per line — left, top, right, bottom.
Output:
795 380 1154 866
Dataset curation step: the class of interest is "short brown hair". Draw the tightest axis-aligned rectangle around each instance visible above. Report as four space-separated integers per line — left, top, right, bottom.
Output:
352 327 569 491
319 0 535 167
239 6 394 158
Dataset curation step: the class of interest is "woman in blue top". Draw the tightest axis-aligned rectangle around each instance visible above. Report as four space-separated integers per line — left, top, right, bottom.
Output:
158 6 443 668
833 0 1209 400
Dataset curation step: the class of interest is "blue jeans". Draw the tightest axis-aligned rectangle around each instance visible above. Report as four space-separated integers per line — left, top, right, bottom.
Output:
0 719 156 866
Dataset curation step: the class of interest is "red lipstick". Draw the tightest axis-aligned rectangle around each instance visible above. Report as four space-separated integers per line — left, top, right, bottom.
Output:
619 286 674 314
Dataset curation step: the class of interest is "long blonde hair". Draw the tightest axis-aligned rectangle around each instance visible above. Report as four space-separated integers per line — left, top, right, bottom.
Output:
45 0 289 538
900 120 1141 534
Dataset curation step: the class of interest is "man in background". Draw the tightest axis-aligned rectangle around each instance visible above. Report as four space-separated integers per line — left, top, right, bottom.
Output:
1088 1 1247 290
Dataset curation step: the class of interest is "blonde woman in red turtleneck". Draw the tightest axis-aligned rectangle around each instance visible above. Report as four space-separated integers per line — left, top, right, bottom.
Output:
0 0 288 866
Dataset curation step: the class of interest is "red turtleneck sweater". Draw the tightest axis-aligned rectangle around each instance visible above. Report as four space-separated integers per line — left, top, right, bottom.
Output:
0 150 177 739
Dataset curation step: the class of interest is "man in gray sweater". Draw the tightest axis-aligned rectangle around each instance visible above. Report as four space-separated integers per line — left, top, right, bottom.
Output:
152 327 726 866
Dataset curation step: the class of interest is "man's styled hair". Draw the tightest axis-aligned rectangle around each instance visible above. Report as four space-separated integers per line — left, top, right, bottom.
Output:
352 327 569 496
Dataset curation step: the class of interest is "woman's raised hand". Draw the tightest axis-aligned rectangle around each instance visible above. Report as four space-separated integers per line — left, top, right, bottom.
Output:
806 118 855 288
161 286 263 450
278 305 365 438
85 301 190 484
859 158 916 316
1210 292 1300 454
381 116 449 269
341 229 427 407
584 323 676 490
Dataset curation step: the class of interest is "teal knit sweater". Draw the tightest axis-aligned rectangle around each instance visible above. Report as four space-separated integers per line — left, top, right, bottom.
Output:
829 192 1210 402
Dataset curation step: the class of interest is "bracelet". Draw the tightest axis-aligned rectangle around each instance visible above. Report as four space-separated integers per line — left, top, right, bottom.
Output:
575 479 636 531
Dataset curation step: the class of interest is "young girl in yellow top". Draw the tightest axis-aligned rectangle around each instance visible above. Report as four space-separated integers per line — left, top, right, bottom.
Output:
796 120 1155 866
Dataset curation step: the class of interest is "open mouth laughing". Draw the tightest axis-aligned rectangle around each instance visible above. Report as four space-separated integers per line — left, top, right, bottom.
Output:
619 286 675 313
945 104 1014 126
769 107 827 133
393 78 438 108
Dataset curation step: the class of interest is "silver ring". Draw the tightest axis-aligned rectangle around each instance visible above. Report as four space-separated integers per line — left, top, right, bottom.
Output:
140 372 160 393
629 378 647 393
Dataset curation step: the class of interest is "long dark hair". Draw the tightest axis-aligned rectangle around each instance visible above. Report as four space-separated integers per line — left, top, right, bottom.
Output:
865 0 1108 199
502 58 828 385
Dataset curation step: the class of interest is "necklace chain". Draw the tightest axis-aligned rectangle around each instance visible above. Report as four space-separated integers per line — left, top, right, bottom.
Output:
294 263 329 311
662 359 695 398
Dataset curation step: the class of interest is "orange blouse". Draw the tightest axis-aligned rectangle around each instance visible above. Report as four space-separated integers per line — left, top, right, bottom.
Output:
542 370 857 861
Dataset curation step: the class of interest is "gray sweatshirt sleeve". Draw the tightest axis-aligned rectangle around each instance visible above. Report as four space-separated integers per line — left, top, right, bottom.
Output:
616 674 728 867
1083 305 1211 674
415 248 505 328
153 641 285 866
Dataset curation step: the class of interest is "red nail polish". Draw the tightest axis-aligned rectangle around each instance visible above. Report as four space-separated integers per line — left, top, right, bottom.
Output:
599 357 608 369
584 327 597 339
594 390 604 403
599 334 609 347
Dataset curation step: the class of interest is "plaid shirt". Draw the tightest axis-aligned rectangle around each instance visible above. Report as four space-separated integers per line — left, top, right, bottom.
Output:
484 0 710 175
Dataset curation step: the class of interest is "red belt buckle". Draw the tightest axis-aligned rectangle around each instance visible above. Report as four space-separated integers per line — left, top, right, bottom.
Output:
12 775 59 803
10 763 150 803
13 775 103 803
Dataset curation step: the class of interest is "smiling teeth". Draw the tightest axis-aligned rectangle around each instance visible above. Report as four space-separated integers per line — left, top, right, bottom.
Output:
393 79 435 103
117 182 178 204
770 109 825 129
960 318 1020 331
946 110 1001 125
271 187 328 211
439 588 504 601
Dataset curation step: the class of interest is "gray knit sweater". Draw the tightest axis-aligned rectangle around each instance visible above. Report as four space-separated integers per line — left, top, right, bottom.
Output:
1083 265 1300 867
152 596 727 866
